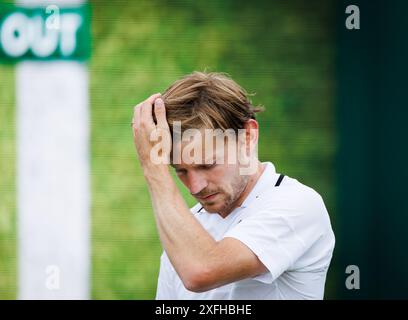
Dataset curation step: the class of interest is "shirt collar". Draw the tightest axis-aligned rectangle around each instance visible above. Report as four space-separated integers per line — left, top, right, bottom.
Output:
239 161 278 209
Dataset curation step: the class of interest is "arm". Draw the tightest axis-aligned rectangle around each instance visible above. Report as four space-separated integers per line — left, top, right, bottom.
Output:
132 94 267 292
156 253 176 299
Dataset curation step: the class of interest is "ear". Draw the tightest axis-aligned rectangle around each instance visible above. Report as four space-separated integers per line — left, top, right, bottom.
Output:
243 119 259 154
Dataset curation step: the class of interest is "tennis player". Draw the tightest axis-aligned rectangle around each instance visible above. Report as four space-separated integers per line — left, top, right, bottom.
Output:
131 72 335 299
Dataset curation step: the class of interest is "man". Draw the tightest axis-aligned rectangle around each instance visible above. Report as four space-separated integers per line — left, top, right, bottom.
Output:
131 72 335 299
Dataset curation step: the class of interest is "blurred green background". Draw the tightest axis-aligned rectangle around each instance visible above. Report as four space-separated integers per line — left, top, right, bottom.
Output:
1 0 336 299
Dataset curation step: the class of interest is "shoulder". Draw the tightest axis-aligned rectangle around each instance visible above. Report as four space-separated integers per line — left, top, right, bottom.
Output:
265 176 326 212
254 175 333 231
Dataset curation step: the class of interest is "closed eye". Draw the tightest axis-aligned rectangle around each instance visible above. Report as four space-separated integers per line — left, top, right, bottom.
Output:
198 163 217 170
174 168 187 175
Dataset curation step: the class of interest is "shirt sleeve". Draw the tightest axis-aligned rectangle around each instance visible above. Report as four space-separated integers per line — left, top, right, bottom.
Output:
155 251 176 300
223 188 330 284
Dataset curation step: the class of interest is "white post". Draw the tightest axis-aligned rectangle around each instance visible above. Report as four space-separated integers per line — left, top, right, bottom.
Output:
16 0 90 299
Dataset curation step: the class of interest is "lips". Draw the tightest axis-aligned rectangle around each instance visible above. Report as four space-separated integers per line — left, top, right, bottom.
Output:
200 193 218 200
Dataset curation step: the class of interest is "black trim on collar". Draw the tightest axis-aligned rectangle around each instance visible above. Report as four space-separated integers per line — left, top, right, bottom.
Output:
197 206 204 213
275 174 285 187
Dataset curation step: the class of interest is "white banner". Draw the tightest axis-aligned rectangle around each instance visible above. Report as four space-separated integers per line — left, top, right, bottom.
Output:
16 0 90 300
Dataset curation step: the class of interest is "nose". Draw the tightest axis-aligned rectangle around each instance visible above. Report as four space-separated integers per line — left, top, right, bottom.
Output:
187 171 208 196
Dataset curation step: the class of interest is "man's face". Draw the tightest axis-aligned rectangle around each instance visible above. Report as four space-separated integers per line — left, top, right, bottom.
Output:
171 128 250 215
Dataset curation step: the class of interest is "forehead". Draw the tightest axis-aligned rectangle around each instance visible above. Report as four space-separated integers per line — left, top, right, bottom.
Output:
171 127 238 166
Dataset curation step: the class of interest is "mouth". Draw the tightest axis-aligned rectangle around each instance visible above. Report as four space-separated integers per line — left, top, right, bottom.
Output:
199 193 219 201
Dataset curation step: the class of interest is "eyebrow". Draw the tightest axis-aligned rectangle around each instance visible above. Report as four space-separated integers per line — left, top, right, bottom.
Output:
170 156 217 169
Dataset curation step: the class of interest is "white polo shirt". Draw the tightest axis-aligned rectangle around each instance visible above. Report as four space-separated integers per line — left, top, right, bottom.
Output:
155 162 335 300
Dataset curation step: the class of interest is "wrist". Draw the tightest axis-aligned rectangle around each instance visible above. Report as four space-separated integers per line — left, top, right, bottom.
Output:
143 164 170 183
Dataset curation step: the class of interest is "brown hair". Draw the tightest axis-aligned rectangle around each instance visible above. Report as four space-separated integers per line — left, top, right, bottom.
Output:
162 71 264 135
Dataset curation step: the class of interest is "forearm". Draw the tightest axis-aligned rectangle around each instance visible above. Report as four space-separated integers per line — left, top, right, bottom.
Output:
143 165 218 282
132 94 266 292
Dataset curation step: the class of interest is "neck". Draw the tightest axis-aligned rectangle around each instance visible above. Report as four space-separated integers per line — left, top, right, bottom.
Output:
219 161 265 218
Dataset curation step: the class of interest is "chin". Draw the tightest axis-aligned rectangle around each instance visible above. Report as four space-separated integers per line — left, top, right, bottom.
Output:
203 201 229 214
200 194 232 214
201 204 219 213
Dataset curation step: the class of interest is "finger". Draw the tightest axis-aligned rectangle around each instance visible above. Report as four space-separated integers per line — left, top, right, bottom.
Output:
139 93 162 128
132 104 142 131
154 98 170 130
141 100 154 128
132 102 142 128
132 93 160 123
145 93 162 106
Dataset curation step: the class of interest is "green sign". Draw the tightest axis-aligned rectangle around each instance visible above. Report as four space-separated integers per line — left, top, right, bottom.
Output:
0 4 90 62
